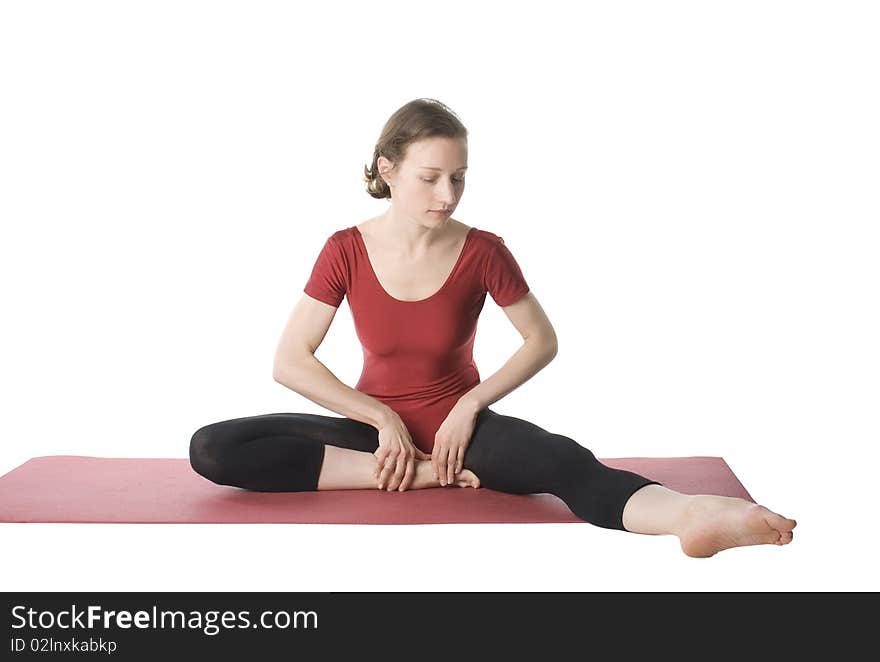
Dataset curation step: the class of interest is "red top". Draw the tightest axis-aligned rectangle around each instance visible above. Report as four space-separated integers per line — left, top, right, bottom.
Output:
303 225 530 454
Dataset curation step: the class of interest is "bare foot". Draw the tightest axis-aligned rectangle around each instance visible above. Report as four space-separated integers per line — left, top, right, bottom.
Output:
450 467 481 489
677 495 797 558
408 460 480 490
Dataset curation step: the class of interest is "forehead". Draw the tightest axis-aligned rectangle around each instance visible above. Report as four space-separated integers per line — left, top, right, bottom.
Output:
406 136 468 167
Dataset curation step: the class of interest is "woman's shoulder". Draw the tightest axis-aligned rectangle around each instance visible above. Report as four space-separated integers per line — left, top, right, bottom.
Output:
470 227 502 243
320 225 360 248
469 226 516 251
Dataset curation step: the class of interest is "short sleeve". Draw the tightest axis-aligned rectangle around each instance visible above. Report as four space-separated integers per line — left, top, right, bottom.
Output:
483 237 530 307
303 235 348 307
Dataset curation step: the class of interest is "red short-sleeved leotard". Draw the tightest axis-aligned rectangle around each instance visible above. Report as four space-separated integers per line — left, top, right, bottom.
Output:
303 225 530 454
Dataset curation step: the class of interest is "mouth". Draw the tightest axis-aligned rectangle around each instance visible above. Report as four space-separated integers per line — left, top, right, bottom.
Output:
429 209 451 215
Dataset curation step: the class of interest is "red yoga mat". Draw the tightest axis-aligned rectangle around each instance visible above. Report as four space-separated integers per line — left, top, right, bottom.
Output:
0 455 754 524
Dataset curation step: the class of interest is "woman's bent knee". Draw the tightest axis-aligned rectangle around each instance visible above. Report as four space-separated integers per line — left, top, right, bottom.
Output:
189 426 229 485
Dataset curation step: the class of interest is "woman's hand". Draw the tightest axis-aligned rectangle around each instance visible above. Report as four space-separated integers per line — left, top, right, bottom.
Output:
432 399 480 486
374 412 431 492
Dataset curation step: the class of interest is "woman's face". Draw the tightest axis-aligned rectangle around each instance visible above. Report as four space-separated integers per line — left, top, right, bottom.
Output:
379 136 468 224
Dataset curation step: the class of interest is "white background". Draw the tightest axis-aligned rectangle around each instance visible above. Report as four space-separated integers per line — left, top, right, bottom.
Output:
1 0 877 591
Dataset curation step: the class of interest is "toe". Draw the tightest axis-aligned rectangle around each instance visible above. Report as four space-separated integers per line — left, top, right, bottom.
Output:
763 509 797 532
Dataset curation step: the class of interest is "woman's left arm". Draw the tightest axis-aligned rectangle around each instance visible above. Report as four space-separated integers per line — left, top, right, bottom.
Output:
461 291 558 411
432 292 558 484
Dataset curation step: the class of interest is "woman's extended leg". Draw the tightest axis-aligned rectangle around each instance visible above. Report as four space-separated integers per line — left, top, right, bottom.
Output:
461 408 663 531
461 408 797 557
621 484 797 557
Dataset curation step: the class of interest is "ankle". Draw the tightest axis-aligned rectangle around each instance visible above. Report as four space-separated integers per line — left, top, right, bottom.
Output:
621 485 696 536
412 460 441 490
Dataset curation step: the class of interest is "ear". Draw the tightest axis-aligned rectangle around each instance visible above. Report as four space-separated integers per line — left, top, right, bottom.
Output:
377 155 396 186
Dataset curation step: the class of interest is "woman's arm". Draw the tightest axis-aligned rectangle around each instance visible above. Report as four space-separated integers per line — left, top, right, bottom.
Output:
273 293 395 430
275 354 395 430
457 292 558 412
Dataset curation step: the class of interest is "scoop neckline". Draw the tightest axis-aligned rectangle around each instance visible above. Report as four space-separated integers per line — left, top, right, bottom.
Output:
352 225 476 304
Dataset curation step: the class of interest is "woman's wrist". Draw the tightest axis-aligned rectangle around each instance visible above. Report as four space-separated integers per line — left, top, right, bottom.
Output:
456 394 482 416
373 404 398 430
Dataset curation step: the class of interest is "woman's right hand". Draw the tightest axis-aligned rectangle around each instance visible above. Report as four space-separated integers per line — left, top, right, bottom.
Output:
374 412 431 492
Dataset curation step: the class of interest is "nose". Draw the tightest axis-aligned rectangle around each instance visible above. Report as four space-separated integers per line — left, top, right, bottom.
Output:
436 182 457 206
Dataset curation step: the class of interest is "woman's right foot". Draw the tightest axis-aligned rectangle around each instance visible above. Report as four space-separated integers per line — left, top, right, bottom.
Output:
450 467 480 489
407 460 480 490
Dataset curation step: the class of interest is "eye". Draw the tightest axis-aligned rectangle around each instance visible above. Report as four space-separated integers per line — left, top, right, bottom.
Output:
422 178 465 184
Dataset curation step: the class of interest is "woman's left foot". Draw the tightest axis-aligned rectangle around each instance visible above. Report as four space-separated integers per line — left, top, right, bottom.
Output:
677 495 797 558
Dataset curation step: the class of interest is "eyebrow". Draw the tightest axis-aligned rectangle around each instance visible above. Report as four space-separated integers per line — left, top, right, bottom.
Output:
419 166 468 171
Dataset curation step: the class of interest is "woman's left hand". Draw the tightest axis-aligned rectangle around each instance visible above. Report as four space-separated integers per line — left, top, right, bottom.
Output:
432 399 479 486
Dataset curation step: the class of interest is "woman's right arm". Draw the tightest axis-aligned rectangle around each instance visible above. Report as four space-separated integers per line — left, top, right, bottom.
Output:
272 293 393 430
274 353 394 430
272 293 429 491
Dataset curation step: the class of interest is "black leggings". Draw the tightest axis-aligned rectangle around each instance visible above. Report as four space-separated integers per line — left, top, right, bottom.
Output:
189 407 662 531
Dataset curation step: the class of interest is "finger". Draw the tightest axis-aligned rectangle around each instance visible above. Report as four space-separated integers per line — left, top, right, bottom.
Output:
430 450 439 482
376 457 393 485
446 448 456 486
380 458 396 489
432 447 442 484
436 446 449 486
455 447 465 474
385 448 405 490
373 447 390 479
377 450 398 489
388 453 406 491
398 456 415 491
376 456 389 487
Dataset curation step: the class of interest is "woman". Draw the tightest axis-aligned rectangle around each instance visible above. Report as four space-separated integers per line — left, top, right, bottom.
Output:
190 98 797 558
